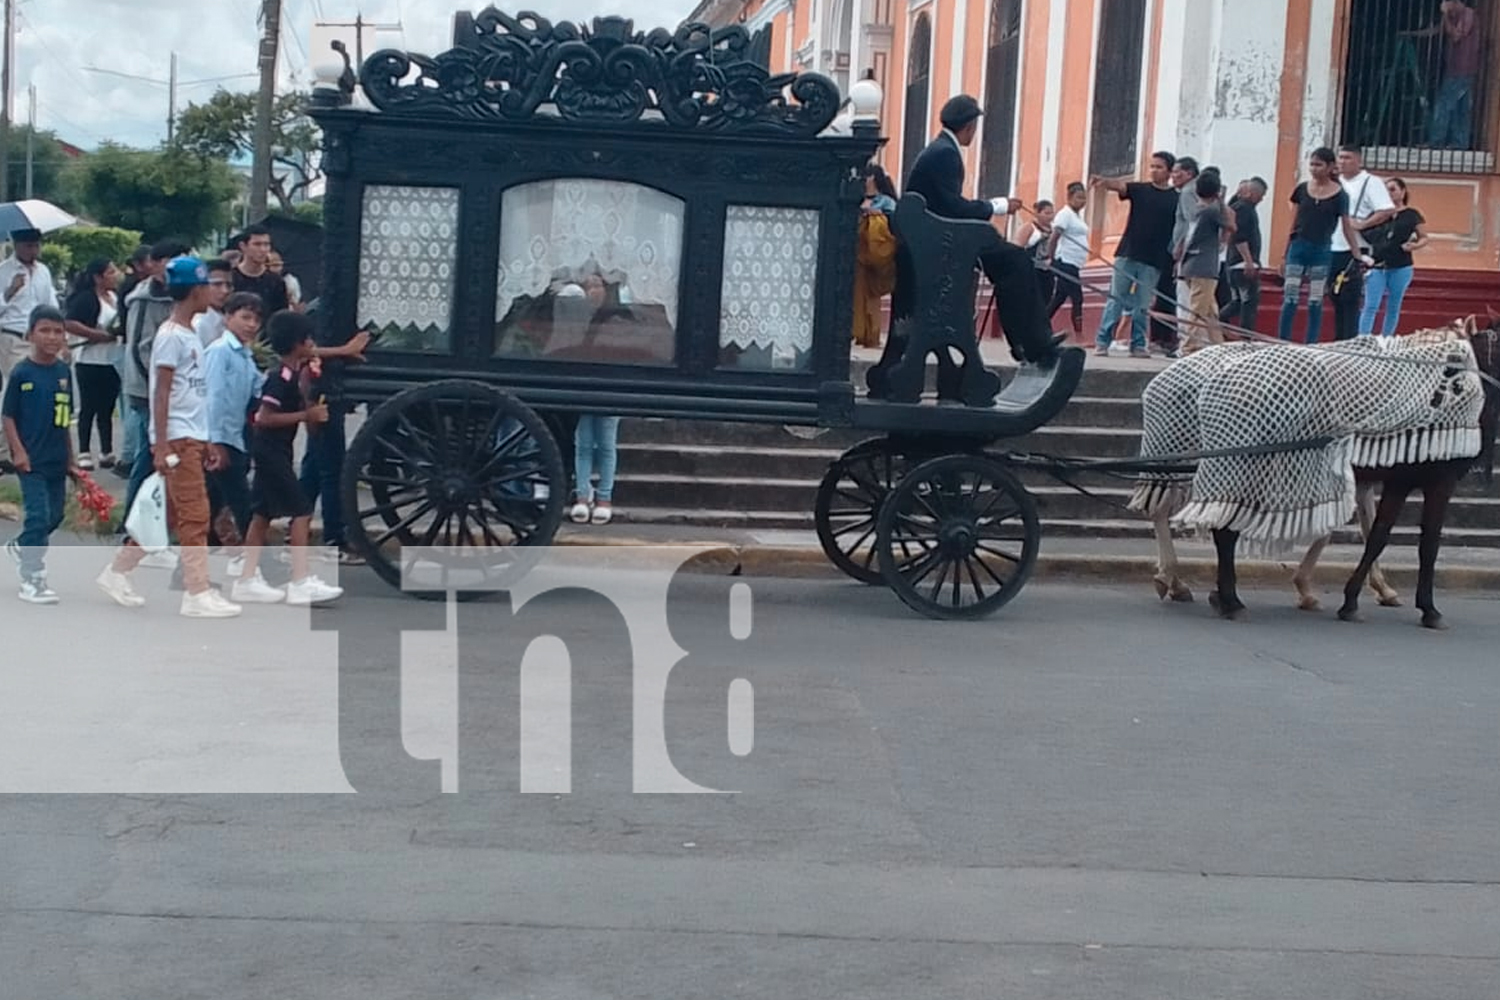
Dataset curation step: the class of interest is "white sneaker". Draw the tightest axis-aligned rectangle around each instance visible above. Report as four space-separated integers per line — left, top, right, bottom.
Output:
18 577 59 605
225 555 246 579
139 550 179 571
180 588 242 619
230 572 286 605
96 566 146 608
285 576 344 606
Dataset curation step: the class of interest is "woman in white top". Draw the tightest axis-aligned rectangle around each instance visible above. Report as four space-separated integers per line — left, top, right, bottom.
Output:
1046 182 1091 337
1016 200 1057 315
63 258 124 470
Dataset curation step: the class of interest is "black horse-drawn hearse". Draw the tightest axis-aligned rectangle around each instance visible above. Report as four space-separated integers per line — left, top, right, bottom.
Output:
308 6 1086 619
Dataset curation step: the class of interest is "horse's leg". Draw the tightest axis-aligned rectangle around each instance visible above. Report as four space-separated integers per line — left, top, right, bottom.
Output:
1339 484 1410 623
1293 535 1329 611
1209 528 1247 621
1153 508 1194 602
1415 475 1458 631
1358 483 1402 607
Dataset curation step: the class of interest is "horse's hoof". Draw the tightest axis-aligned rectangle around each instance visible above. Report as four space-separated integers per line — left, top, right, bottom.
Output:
1297 594 1322 612
1421 614 1448 631
1338 605 1363 623
1170 583 1194 604
1154 577 1170 600
1378 593 1403 608
1208 591 1221 613
1223 606 1248 622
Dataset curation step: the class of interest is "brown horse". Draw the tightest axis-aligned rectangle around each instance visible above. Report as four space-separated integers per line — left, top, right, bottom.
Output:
1207 326 1499 630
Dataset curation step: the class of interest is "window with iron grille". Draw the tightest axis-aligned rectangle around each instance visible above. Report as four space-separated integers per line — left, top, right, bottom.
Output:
903 13 933 184
1088 0 1149 178
1338 0 1494 174
979 0 1024 196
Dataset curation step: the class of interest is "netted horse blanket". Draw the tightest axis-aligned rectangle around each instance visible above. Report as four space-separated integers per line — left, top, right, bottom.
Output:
1173 337 1484 553
1127 343 1260 519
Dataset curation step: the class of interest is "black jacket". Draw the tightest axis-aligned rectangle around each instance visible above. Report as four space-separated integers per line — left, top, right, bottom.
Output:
905 132 994 222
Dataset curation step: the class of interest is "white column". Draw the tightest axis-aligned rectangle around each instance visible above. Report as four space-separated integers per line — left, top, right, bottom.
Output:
1148 0 1188 155
1302 0 1339 157
951 0 968 97
1037 0 1069 198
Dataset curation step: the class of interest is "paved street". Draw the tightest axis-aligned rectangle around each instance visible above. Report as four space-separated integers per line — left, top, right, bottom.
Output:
2 563 1499 998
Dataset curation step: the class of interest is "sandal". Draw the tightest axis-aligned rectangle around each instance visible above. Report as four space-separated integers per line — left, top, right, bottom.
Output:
591 503 613 526
570 501 591 524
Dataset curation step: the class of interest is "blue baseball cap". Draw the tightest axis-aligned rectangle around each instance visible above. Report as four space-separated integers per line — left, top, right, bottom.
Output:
164 255 210 288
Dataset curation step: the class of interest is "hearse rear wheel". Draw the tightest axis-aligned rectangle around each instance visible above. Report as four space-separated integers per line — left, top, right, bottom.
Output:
342 380 565 601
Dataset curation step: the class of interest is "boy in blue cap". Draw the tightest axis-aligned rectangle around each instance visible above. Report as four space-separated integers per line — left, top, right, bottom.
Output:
2 306 80 603
98 256 242 618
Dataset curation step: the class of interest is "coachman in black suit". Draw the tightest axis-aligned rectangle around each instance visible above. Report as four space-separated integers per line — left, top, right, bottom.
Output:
878 95 1060 393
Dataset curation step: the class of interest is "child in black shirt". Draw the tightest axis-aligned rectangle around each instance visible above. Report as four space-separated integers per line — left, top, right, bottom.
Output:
1 306 80 603
230 312 343 607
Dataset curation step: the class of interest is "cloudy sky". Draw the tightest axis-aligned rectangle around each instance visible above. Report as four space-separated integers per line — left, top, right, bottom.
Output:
16 0 699 151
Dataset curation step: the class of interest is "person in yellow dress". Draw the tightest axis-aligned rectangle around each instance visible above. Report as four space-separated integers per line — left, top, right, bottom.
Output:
853 165 899 349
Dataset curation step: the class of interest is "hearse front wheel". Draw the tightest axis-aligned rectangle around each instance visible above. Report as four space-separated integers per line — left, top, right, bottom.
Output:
875 454 1041 620
342 380 566 600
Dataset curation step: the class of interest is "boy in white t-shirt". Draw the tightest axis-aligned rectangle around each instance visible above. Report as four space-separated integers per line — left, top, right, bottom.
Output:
1046 182 1091 337
98 257 243 619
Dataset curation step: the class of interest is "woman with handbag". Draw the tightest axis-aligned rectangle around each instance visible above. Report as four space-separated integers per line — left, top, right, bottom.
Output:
1358 178 1427 338
853 165 899 349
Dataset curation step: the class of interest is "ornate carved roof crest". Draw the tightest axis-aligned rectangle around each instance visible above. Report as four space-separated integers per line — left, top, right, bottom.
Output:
356 6 842 137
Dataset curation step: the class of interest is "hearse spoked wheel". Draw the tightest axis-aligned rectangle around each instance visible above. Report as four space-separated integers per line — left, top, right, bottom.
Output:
343 380 566 601
815 439 915 585
875 454 1041 620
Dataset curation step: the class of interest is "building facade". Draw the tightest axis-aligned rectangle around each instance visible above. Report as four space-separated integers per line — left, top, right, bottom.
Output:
687 0 1500 278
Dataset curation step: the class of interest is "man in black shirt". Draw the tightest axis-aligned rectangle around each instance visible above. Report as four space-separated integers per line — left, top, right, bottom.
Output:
1219 177 1267 332
230 224 291 319
1089 152 1180 358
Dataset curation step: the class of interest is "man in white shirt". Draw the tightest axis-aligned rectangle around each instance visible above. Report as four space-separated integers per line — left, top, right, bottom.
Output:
1330 145 1395 341
0 229 60 470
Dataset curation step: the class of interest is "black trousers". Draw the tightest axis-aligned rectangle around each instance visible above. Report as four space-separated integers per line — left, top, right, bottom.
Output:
1149 266 1178 349
1218 268 1261 332
1047 261 1084 333
978 241 1059 364
75 362 120 455
1329 251 1362 341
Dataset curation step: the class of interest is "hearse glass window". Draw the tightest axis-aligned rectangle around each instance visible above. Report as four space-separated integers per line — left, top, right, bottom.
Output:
493 179 685 366
358 185 459 353
718 206 820 372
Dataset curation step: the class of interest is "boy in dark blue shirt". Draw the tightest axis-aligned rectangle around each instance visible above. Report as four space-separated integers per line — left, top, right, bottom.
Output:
2 306 80 603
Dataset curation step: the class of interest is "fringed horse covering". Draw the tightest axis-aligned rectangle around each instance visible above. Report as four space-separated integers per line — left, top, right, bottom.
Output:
1127 343 1259 519
1172 337 1484 555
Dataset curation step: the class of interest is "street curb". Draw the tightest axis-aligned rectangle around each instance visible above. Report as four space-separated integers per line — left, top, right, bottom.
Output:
546 537 1500 592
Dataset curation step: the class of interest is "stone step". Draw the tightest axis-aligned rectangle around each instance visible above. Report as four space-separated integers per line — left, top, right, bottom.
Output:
611 507 1500 549
614 441 1499 500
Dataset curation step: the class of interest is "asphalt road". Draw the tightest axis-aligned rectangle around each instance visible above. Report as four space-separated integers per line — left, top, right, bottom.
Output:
3 557 1499 999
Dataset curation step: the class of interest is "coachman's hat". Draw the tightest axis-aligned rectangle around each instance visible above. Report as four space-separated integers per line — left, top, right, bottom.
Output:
939 95 984 130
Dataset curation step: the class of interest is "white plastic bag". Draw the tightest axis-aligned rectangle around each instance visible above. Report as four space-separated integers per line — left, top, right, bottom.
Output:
125 473 171 554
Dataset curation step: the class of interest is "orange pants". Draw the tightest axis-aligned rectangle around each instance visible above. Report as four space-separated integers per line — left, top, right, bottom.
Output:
113 438 212 593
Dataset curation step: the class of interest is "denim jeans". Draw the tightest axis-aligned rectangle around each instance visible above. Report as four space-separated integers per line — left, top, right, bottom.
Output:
14 473 66 580
574 416 621 502
119 396 148 469
298 403 348 549
1429 75 1474 149
1278 239 1332 344
1359 266 1415 337
1094 258 1159 352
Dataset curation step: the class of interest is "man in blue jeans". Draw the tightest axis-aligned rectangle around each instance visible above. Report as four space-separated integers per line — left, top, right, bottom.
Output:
1089 152 1182 358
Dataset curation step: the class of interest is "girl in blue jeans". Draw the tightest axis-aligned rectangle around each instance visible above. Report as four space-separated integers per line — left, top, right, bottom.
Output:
1278 147 1363 344
571 415 620 525
1359 178 1427 337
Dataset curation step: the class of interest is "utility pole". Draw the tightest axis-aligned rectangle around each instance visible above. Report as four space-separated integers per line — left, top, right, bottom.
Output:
167 53 178 144
318 13 402 73
250 0 282 222
0 0 14 202
25 82 33 198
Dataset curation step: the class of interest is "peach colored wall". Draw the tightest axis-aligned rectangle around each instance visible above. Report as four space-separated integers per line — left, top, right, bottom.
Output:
1014 0 1052 205
931 0 955 138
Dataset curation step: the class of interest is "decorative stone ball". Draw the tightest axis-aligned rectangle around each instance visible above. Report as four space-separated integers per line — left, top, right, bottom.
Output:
848 77 883 120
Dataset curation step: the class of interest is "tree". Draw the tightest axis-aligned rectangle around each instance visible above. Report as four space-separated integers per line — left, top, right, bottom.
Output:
73 144 238 245
175 90 321 211
4 126 76 207
51 226 145 269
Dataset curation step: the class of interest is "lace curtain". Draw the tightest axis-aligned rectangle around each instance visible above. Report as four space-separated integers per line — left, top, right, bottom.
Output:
719 206 821 359
358 185 459 353
496 179 685 329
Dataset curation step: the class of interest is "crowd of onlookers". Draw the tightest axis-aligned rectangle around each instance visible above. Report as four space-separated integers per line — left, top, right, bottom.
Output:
1 224 367 614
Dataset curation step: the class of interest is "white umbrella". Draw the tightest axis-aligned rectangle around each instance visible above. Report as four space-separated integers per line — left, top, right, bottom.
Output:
0 199 78 236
